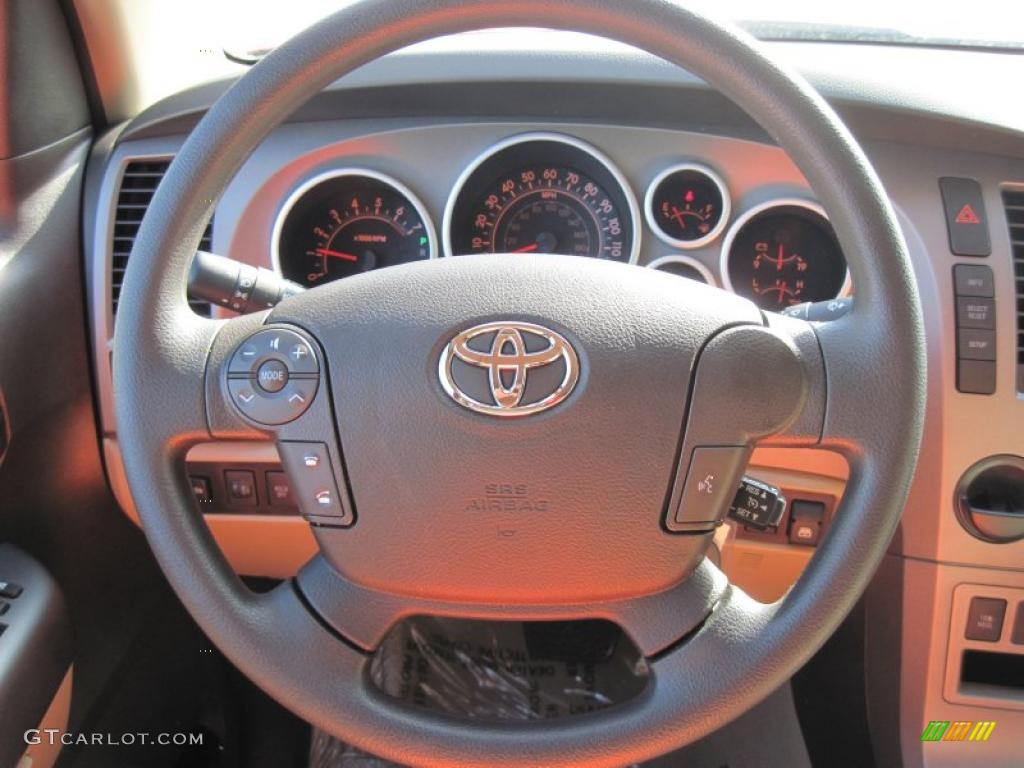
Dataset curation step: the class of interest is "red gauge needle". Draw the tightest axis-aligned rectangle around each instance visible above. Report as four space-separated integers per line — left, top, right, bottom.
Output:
315 247 359 262
512 243 539 253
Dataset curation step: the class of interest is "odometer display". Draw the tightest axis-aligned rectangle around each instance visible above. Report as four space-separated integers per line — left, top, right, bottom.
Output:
446 135 638 263
274 170 435 287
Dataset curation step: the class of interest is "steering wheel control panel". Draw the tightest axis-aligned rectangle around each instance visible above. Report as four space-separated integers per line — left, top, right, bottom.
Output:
222 327 356 527
227 329 320 425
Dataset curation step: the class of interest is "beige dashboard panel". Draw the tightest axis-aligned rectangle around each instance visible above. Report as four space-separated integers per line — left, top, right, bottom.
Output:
103 438 317 578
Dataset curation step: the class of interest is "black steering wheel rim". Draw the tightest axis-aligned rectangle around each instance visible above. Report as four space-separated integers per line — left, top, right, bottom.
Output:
113 1 925 765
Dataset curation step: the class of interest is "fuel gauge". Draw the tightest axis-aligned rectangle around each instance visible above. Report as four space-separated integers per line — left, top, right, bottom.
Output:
645 163 730 248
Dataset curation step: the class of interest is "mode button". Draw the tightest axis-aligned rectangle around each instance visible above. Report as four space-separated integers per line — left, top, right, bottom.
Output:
256 359 289 393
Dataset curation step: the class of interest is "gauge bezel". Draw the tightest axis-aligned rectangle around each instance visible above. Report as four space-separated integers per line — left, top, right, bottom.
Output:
270 167 438 281
646 254 717 286
643 162 731 250
442 132 641 264
719 197 852 303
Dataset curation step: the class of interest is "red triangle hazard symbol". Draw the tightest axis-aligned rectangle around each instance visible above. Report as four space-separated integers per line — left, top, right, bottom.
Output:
955 204 981 225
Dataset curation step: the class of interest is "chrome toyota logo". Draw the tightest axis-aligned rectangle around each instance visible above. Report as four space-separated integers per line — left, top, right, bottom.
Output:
439 321 579 417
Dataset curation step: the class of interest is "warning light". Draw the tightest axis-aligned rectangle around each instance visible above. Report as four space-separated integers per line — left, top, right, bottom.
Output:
684 189 695 203
955 204 981 225
420 236 428 245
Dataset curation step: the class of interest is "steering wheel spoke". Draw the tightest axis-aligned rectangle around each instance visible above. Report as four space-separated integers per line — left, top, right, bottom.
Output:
114 304 219 450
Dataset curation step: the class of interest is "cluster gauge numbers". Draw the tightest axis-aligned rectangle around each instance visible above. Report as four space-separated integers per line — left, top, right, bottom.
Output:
724 203 847 311
275 171 434 287
447 136 637 263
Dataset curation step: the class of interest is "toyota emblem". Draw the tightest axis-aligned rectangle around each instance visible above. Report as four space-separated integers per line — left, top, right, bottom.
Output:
438 321 580 417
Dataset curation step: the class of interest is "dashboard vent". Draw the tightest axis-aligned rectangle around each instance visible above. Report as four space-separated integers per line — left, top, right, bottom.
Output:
111 159 213 317
1003 189 1024 391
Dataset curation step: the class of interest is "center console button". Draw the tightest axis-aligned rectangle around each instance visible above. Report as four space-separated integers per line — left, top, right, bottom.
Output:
965 597 1006 642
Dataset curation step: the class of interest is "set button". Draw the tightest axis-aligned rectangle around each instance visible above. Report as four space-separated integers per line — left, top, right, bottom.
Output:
227 329 321 425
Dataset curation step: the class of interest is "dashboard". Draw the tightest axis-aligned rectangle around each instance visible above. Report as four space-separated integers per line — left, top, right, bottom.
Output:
83 35 1024 768
266 129 848 311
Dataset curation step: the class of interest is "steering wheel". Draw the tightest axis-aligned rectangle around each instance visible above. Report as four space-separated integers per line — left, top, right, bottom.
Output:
114 0 924 765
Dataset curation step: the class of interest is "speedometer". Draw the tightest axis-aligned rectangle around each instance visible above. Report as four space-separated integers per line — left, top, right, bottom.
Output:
445 134 639 263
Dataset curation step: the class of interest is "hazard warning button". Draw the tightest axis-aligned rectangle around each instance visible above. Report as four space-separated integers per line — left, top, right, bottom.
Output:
939 177 991 257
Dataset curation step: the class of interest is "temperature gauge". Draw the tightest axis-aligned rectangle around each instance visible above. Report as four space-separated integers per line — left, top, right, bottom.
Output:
721 200 848 311
645 163 730 248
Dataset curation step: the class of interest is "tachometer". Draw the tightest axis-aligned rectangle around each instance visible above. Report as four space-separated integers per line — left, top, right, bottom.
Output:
273 169 436 287
721 199 848 311
445 134 639 263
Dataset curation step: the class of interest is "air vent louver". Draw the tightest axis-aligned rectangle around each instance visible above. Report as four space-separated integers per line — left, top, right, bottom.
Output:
1001 189 1024 392
111 159 213 317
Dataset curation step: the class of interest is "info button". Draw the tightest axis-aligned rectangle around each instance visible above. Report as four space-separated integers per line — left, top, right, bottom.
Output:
256 359 289 393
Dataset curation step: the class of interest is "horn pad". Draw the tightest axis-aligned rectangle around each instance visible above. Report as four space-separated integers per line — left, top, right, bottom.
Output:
269 254 762 603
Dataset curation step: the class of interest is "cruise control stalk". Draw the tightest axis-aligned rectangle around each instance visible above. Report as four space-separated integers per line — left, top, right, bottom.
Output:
188 251 305 314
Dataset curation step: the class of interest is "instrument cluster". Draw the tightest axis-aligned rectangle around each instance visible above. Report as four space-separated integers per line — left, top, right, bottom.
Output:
271 132 849 310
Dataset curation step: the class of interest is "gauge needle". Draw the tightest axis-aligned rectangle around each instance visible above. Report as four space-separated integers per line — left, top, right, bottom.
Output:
315 247 359 262
512 243 540 253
